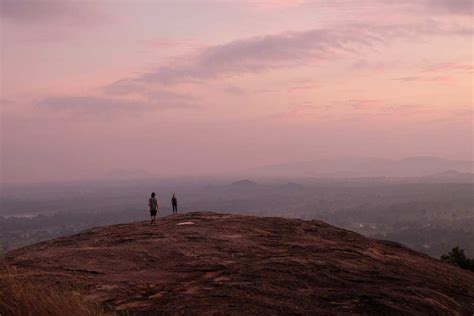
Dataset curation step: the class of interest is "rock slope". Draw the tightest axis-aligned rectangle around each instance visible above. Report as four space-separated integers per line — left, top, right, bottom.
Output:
3 212 474 315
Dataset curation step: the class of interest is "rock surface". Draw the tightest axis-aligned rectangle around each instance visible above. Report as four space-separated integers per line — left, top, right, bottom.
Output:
3 212 474 315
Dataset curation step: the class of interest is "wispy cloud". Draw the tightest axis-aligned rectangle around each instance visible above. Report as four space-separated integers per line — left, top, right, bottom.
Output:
421 0 473 16
238 0 306 10
37 96 149 116
105 22 473 95
105 26 381 93
0 0 109 25
377 0 473 16
393 75 457 86
422 62 474 73
239 0 473 15
393 62 473 85
394 76 421 82
287 81 319 93
0 98 15 106
37 93 196 117
270 99 432 122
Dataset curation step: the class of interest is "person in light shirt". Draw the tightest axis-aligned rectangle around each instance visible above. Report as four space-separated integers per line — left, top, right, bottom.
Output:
148 192 159 225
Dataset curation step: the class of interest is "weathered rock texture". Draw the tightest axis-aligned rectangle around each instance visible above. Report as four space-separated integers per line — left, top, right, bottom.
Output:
3 212 474 315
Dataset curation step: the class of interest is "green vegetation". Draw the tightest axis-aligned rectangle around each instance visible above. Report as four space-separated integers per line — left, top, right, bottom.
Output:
441 247 474 272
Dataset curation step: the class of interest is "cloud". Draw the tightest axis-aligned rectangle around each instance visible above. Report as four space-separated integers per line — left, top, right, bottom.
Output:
144 89 196 105
239 0 306 10
287 81 319 93
105 26 383 93
0 98 15 106
422 62 474 73
0 0 108 25
343 99 380 109
421 0 473 15
221 85 246 95
142 27 378 81
103 79 145 96
105 22 473 95
269 99 433 122
378 0 473 16
37 93 195 117
392 61 473 86
393 75 457 86
270 103 321 120
394 76 422 82
38 96 147 115
239 0 472 15
143 37 206 52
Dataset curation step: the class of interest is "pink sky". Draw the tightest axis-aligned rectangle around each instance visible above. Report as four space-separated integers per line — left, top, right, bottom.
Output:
1 0 473 183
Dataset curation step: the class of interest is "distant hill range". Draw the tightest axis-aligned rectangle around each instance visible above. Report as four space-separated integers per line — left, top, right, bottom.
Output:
3 212 473 314
421 170 474 183
249 156 474 178
231 179 258 186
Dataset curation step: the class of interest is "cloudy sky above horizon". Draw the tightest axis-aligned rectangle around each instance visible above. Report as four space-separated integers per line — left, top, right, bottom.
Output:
1 0 473 183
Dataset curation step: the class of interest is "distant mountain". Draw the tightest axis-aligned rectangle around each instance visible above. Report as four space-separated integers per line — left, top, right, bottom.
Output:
280 182 304 190
231 179 258 186
249 157 474 178
421 170 474 183
3 212 474 314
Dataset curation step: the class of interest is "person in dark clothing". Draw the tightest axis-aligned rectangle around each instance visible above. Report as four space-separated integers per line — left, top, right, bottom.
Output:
171 193 178 214
148 192 159 225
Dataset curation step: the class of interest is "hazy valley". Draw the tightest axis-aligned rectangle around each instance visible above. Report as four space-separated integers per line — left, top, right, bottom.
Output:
2 158 473 259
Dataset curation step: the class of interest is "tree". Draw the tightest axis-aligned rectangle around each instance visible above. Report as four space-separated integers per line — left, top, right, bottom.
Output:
441 246 474 272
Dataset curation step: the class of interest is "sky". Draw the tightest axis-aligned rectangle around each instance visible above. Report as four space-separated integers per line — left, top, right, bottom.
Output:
1 0 473 183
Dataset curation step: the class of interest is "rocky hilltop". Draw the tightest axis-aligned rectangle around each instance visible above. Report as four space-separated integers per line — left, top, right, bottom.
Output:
3 212 474 315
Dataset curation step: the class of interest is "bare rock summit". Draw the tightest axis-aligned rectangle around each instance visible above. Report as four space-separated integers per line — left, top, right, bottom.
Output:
3 212 474 315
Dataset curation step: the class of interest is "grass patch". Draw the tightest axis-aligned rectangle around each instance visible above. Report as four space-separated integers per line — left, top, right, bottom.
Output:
0 263 104 316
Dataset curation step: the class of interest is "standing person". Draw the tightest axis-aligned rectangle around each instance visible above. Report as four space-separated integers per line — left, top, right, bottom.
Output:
171 193 178 214
148 192 159 225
